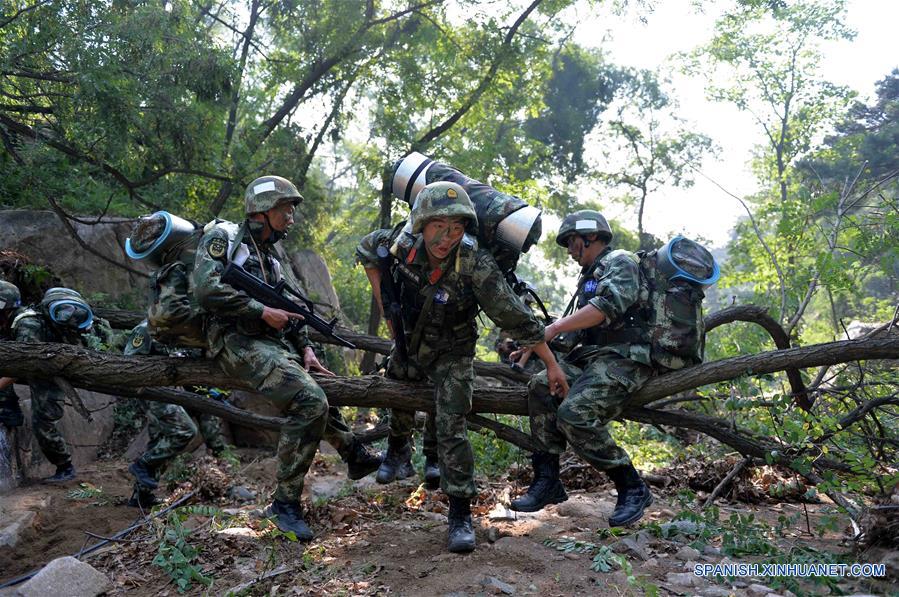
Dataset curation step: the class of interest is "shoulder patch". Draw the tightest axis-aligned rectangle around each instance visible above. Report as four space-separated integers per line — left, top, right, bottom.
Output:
207 237 227 259
131 334 145 348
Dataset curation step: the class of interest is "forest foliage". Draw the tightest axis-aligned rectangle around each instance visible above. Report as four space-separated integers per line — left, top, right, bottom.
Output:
1 0 897 528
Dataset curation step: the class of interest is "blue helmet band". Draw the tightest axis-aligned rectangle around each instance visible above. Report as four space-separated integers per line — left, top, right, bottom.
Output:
48 300 94 330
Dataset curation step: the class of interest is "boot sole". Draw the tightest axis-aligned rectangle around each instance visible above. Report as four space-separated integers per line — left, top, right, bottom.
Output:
608 492 653 527
448 540 476 553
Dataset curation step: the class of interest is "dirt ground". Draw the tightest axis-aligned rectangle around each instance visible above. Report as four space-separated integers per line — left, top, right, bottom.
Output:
1 448 895 596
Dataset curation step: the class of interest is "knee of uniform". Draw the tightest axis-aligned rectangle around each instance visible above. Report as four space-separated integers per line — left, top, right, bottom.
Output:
556 401 584 432
291 386 329 421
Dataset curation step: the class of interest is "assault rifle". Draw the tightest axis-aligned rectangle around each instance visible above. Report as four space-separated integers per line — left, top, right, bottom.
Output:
377 245 408 364
221 262 356 349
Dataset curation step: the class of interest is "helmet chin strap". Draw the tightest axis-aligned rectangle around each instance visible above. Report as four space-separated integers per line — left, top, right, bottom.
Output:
262 212 285 244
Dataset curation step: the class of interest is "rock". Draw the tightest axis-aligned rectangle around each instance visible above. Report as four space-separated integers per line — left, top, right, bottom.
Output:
480 576 515 595
658 508 676 518
487 503 538 521
486 526 500 543
287 249 342 318
674 545 702 561
419 511 448 523
229 485 257 502
665 572 706 588
10 556 111 597
747 584 775 595
700 587 735 597
703 545 722 556
0 511 35 548
611 536 651 561
0 210 153 301
216 527 257 539
660 520 705 538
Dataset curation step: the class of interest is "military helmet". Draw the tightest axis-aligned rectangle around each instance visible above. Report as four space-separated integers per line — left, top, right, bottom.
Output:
555 210 612 247
410 181 478 234
244 175 304 215
41 287 94 330
0 280 21 310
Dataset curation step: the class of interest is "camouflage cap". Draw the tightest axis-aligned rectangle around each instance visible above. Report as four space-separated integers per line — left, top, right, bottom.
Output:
411 181 477 234
244 175 304 215
0 280 21 310
555 210 612 247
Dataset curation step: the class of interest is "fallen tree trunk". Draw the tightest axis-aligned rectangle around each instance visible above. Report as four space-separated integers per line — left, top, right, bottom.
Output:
2 336 895 412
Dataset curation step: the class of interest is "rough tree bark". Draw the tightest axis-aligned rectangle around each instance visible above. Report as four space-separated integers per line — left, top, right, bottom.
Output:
1 336 896 465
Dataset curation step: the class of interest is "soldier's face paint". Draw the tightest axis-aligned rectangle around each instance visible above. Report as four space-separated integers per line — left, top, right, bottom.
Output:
266 202 296 233
422 217 466 262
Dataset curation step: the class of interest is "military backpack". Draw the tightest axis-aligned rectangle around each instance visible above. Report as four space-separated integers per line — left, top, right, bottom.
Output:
125 211 207 347
638 236 720 370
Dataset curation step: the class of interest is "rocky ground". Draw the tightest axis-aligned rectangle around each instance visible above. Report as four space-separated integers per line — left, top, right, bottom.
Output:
1 445 896 596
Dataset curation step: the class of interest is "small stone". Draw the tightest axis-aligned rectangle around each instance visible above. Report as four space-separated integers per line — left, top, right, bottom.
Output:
0 511 36 548
228 485 257 501
703 545 722 556
700 587 734 597
675 546 702 561
487 503 537 521
419 511 448 523
665 572 705 588
640 557 659 568
612 536 650 561
216 527 257 538
13 556 111 597
748 583 775 595
431 552 457 562
659 508 676 518
487 527 500 543
480 576 515 595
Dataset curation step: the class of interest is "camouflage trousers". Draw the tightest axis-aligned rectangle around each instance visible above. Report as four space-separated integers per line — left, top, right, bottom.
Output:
387 409 437 460
139 402 196 470
389 354 476 498
28 379 72 466
528 349 652 471
213 331 350 503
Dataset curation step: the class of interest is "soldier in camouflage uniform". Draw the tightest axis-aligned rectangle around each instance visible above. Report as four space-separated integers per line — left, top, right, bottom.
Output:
357 181 569 552
1 287 115 482
0 281 25 428
192 175 381 540
510 210 654 527
123 321 228 508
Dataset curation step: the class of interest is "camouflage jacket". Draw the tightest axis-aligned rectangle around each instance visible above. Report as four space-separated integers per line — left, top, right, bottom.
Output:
357 228 544 366
573 246 651 366
191 219 311 356
11 308 119 352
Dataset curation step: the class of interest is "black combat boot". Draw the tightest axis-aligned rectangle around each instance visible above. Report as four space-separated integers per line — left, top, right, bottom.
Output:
447 495 476 553
44 462 76 483
376 436 413 484
129 459 159 489
510 452 568 512
0 397 23 427
607 464 653 527
423 455 440 490
127 486 160 509
268 499 314 541
345 440 384 480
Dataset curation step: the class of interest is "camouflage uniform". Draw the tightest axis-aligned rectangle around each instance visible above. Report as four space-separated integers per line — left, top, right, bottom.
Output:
10 300 113 467
192 220 356 503
123 324 222 489
357 228 545 498
528 246 652 470
0 280 24 428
